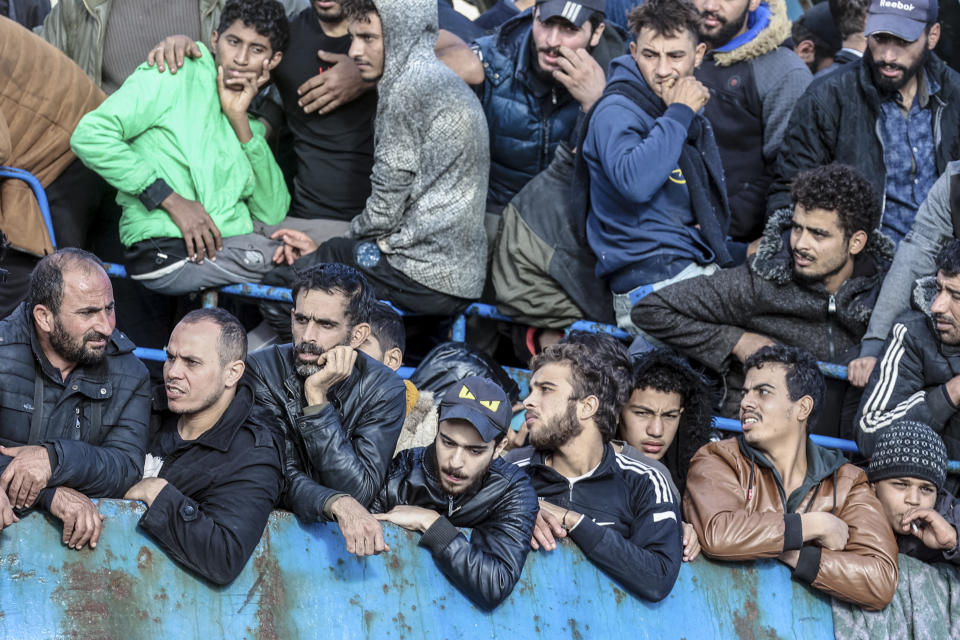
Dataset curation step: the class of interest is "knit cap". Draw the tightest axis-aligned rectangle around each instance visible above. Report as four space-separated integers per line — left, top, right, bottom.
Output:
867 420 947 489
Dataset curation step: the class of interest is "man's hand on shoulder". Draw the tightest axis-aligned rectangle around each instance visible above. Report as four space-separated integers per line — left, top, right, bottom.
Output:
147 34 202 73
303 345 358 406
374 505 441 533
297 51 370 115
160 192 223 262
661 76 711 113
330 495 390 556
50 487 105 550
0 445 52 509
552 46 605 112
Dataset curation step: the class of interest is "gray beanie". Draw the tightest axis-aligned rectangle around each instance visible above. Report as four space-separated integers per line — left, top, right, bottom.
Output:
867 420 947 490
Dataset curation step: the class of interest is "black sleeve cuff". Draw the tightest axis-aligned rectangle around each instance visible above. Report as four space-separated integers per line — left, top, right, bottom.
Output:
793 545 822 584
138 178 174 211
42 442 59 471
419 516 461 553
783 513 803 551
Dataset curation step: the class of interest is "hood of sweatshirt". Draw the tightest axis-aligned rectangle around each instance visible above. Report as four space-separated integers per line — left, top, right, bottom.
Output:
373 0 438 95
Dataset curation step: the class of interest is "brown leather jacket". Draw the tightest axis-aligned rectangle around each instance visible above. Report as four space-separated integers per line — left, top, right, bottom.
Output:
683 437 898 611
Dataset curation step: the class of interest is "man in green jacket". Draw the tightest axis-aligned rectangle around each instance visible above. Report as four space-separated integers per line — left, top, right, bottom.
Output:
70 0 291 296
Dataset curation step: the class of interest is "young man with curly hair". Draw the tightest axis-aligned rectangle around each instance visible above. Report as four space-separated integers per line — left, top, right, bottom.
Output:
505 343 682 601
632 163 893 438
70 0 291 296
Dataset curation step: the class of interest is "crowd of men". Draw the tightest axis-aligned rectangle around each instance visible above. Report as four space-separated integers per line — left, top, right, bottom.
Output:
1 0 960 618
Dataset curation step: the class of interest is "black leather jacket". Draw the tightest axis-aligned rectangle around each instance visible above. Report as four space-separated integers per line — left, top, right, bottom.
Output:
246 344 406 522
0 302 150 510
371 444 538 610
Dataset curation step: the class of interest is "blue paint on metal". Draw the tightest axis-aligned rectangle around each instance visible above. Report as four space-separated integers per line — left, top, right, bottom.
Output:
220 282 293 303
105 262 128 278
0 500 834 638
451 314 466 342
133 347 166 362
0 167 55 249
567 319 632 340
463 303 516 323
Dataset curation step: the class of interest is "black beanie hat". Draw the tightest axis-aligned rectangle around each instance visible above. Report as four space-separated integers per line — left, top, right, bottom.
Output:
867 420 947 489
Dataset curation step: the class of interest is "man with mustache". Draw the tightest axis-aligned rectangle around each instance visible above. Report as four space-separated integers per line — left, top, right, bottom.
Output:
857 238 960 496
505 343 683 602
770 0 960 247
692 0 812 241
685 345 898 610
336 376 538 610
458 0 624 217
246 262 406 553
632 164 893 439
0 248 150 550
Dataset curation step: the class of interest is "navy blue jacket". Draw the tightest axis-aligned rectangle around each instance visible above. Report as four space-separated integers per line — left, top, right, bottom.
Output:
141 380 284 585
473 12 625 212
372 444 538 609
584 55 729 292
505 443 682 601
0 302 150 511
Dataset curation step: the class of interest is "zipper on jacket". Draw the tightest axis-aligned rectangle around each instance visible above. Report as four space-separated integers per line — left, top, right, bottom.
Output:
447 494 462 517
874 119 888 222
827 293 837 361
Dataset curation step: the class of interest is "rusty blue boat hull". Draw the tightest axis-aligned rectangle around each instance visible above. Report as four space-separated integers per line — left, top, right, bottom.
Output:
0 500 833 639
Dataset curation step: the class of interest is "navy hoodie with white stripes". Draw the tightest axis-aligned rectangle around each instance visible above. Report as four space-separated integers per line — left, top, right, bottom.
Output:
504 443 683 601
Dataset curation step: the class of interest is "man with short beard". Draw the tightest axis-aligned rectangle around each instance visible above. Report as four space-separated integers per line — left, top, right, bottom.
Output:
334 376 538 610
770 0 960 246
857 238 960 496
692 0 812 240
124 309 284 585
504 343 683 602
245 262 406 551
0 248 150 550
632 164 893 439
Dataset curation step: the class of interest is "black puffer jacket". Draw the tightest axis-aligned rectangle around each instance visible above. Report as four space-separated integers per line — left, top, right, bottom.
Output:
856 277 960 495
632 208 894 369
371 444 538 610
141 380 284 585
769 53 960 216
0 302 150 509
245 345 406 522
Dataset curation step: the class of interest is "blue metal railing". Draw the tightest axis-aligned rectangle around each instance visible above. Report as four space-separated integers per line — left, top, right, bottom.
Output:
0 166 56 249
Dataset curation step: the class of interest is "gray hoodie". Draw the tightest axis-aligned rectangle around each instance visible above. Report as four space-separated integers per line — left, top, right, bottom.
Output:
348 0 489 299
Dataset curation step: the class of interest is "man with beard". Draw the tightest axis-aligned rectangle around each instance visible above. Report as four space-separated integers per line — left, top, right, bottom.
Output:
124 309 283 585
0 248 150 549
504 343 683 601
685 345 898 610
692 0 811 241
770 0 960 246
857 239 960 496
334 376 538 610
246 262 406 552
456 0 624 216
632 164 893 439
